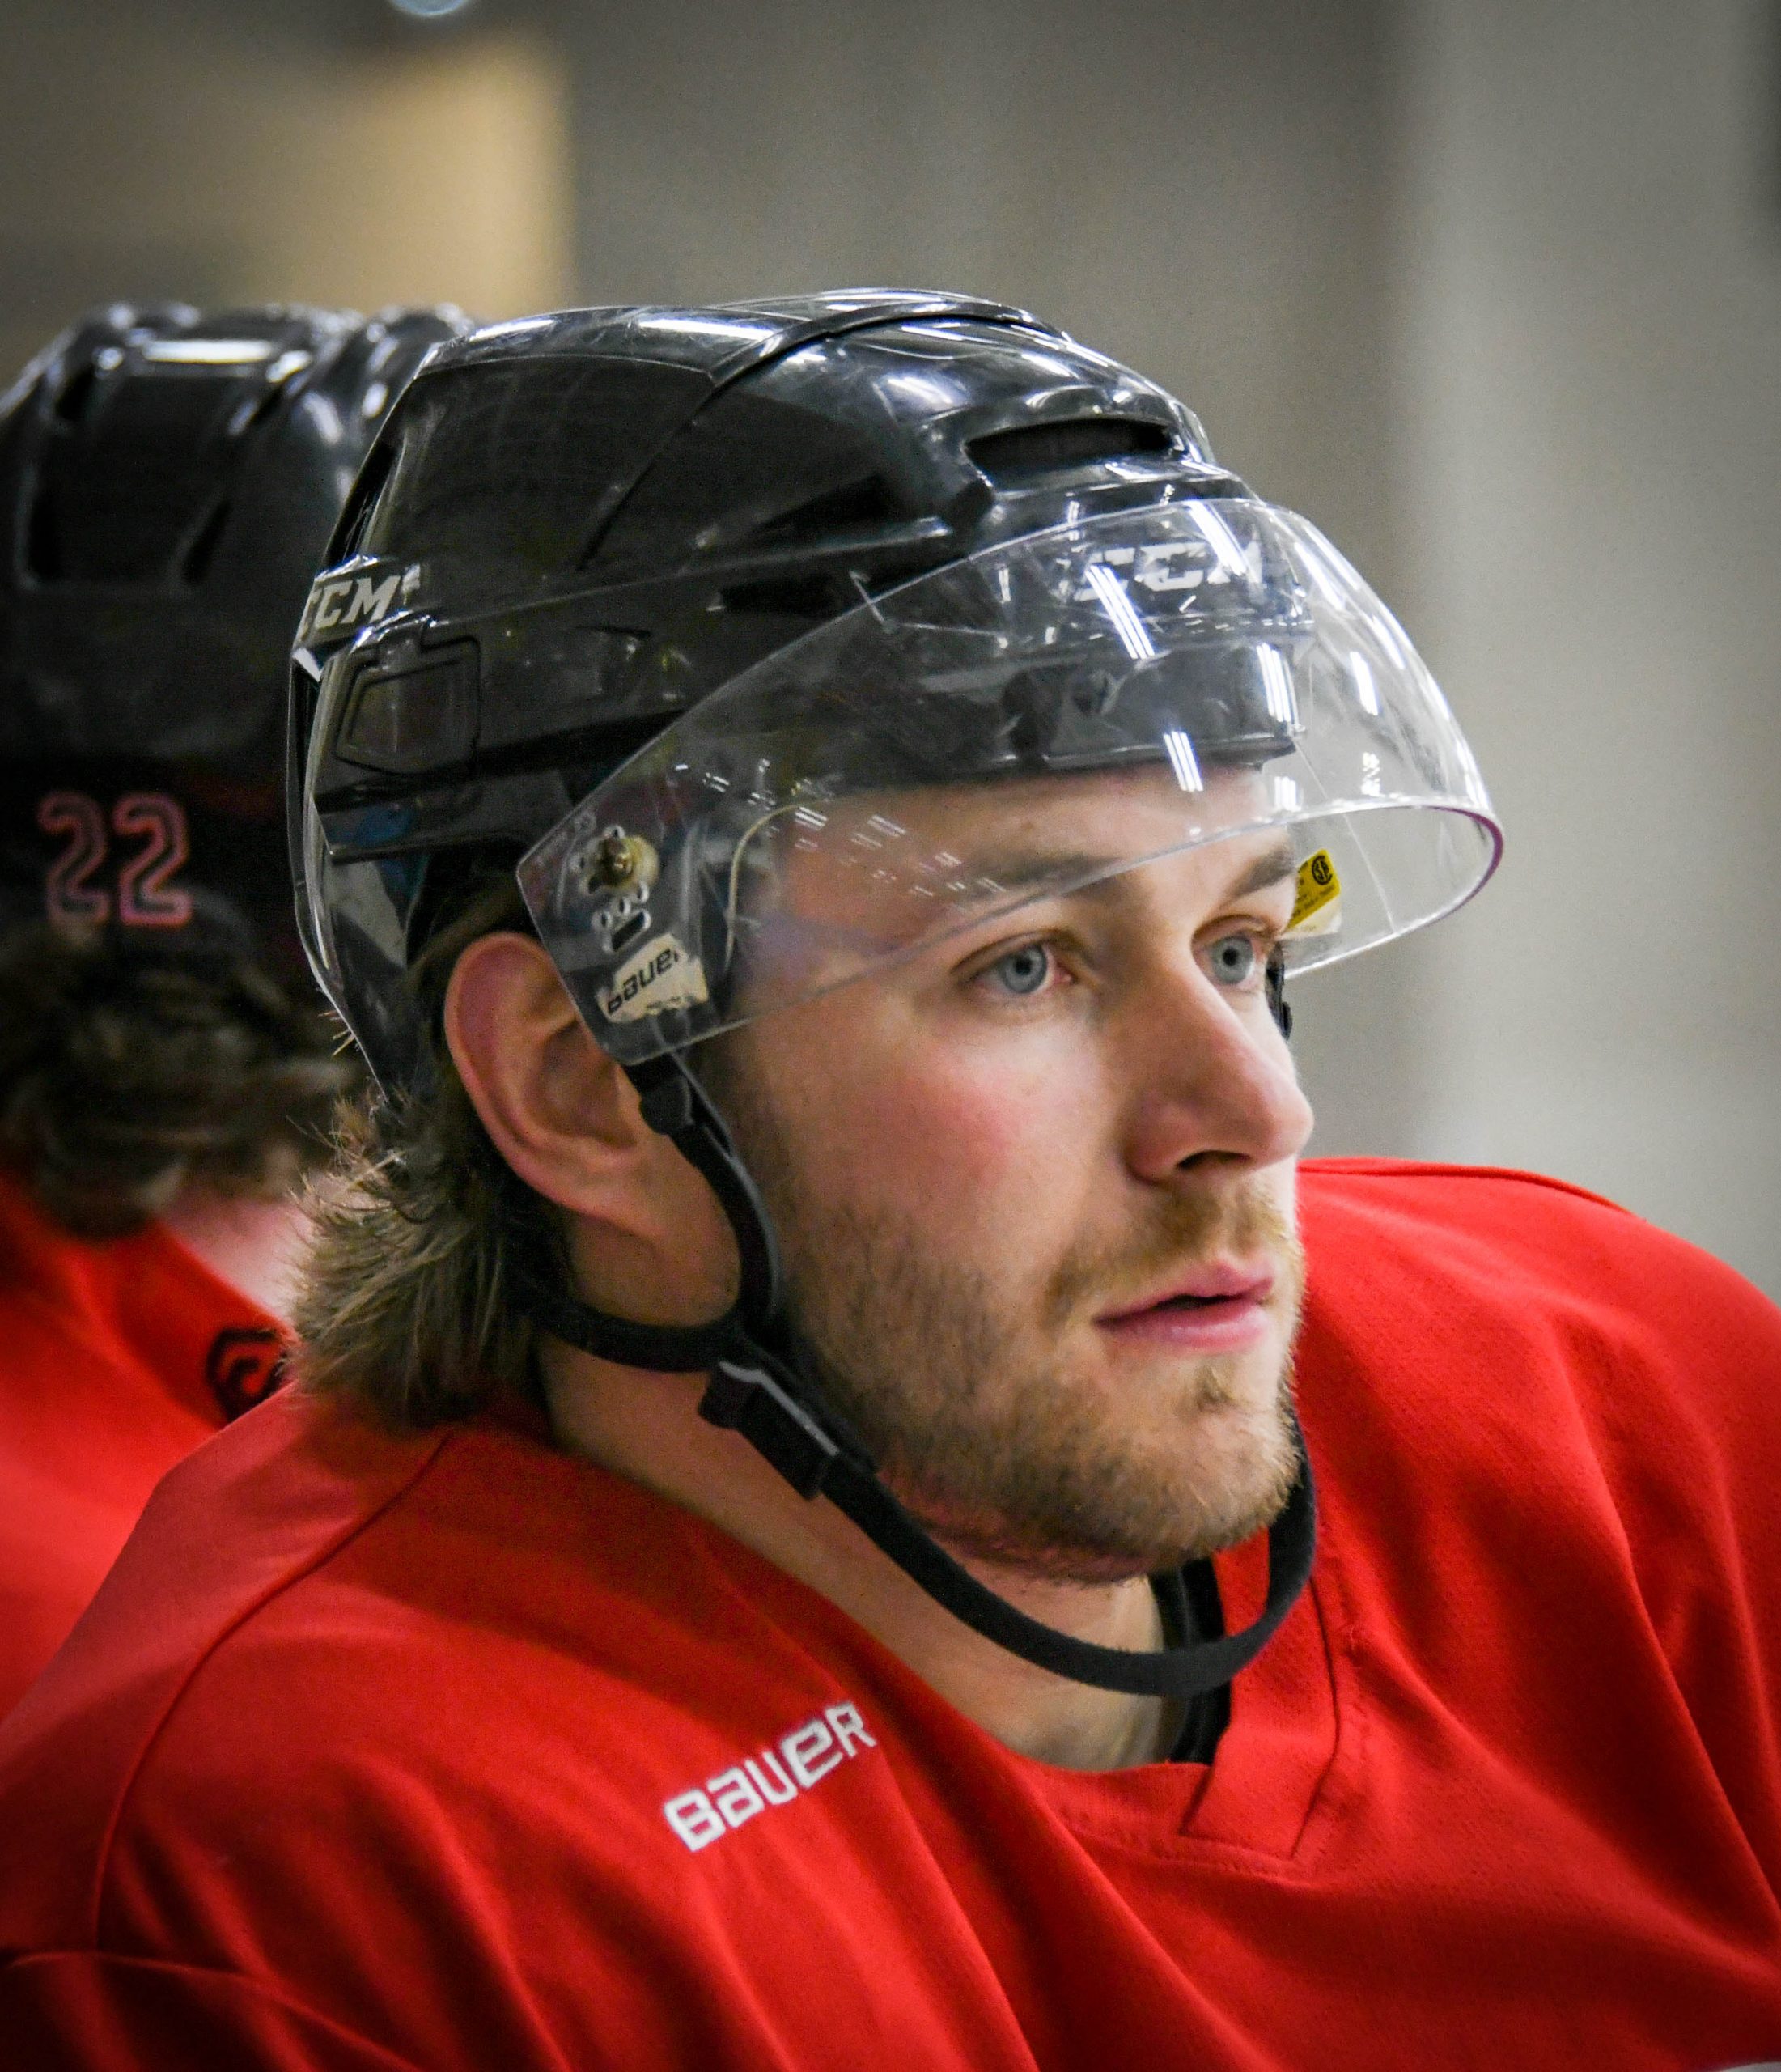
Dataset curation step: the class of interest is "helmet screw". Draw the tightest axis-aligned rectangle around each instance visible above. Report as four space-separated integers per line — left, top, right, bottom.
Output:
582 827 659 894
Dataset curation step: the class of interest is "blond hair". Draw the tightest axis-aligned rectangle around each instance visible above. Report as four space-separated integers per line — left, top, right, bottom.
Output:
292 870 564 1424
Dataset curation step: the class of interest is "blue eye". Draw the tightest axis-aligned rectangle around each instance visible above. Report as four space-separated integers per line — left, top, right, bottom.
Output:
1206 932 1258 987
983 941 1054 996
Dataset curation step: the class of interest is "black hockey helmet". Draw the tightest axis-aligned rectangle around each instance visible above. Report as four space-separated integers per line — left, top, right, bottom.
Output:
0 300 470 993
295 291 1499 1704
291 291 1276 1091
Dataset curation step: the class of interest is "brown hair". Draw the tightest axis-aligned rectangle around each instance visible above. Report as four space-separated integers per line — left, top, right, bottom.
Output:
0 921 354 1238
291 868 565 1426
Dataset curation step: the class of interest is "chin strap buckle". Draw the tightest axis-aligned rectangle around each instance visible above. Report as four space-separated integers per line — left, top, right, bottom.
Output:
637 1069 694 1136
701 1360 842 1500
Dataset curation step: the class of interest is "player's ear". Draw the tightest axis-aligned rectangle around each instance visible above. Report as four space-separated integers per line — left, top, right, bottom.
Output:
444 931 654 1226
446 931 738 1328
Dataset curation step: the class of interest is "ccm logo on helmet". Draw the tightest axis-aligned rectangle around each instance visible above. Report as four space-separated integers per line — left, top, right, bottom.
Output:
1071 536 1265 601
299 559 422 645
664 1702 878 1852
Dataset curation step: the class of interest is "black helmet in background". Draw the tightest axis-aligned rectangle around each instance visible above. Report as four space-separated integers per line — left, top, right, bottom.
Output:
0 301 471 993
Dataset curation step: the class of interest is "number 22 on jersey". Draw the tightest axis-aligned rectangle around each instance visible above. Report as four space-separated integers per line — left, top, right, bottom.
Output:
36 792 193 928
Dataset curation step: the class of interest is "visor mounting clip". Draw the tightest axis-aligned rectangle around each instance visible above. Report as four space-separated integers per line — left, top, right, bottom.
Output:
582 826 658 893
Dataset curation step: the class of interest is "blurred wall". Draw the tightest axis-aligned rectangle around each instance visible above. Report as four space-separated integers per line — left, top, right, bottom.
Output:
559 0 1428 1158
559 0 1779 1291
0 0 572 384
1396 0 1781 1293
0 0 1772 1292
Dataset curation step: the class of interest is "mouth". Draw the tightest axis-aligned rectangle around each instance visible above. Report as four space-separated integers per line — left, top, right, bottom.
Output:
1095 1262 1279 1354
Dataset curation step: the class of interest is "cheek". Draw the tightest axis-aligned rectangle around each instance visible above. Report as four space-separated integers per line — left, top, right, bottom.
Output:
805 1028 1107 1247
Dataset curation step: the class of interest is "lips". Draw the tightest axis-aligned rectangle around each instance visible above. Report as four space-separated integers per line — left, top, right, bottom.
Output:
1097 1261 1278 1324
1093 1260 1280 1356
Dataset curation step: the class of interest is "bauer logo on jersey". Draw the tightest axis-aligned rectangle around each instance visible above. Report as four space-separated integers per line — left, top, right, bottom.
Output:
663 1701 879 1853
596 932 709 1024
297 558 423 647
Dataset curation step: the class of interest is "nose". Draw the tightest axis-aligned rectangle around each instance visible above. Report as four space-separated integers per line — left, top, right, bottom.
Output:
1120 957 1314 1185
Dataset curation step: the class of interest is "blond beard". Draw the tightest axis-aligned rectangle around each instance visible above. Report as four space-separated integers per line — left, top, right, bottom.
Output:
716 1068 1305 1584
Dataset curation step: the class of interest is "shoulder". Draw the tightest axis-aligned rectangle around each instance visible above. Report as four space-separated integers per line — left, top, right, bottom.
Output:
0 1389 880 2061
0 1389 458 1945
1302 1154 1636 1234
0 1951 432 2072
1299 1156 1776 1335
0 1386 802 1949
1295 1158 1781 1503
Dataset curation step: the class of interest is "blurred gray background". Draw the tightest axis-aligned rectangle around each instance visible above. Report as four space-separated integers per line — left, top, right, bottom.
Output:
5 0 1777 1293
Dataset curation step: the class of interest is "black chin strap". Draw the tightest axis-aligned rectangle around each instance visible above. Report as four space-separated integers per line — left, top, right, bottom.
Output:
702 1351 1315 1698
516 1045 1316 1704
512 1054 780 1374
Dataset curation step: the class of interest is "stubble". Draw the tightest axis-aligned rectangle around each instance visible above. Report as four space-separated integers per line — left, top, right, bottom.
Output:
715 1066 1306 1584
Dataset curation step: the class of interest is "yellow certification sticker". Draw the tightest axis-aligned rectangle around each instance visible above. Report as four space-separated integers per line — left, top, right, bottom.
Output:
1287 848 1342 936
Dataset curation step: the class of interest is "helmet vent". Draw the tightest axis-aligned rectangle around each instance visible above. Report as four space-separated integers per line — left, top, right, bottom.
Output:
753 474 903 542
335 443 399 563
228 384 286 441
52 363 101 426
969 418 1174 484
181 499 231 583
23 489 61 579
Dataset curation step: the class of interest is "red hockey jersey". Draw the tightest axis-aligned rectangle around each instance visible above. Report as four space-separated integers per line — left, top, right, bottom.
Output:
0 1163 1777 2070
0 1171 285 1718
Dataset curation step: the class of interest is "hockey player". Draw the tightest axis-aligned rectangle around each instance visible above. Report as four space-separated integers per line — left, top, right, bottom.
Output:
0 302 464 1715
0 294 1776 2069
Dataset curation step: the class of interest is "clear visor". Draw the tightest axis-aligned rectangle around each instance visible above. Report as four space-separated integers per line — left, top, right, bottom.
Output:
519 500 1501 1064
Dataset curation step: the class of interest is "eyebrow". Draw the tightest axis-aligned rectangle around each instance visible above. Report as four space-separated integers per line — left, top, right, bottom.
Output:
963 834 1298 906
1223 836 1299 900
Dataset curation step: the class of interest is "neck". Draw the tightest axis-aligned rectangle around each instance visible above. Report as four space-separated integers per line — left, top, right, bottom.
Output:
540 1340 1180 1771
159 1187 312 1323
